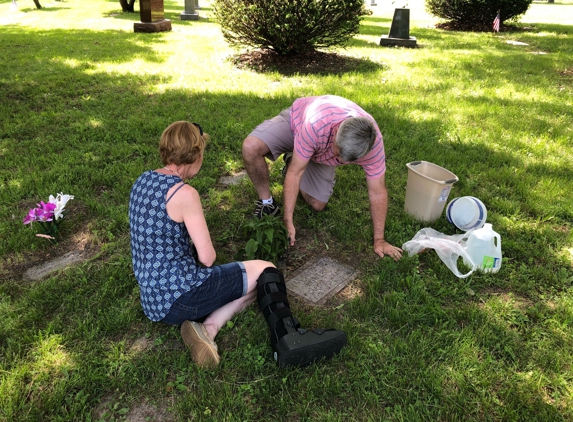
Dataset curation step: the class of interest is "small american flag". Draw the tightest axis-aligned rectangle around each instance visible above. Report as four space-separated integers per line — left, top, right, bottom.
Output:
493 11 501 32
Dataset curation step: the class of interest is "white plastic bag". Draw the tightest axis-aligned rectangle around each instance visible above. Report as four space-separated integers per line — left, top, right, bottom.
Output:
402 228 476 279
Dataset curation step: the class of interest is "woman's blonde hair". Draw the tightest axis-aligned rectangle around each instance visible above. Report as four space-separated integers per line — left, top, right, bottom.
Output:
159 121 210 165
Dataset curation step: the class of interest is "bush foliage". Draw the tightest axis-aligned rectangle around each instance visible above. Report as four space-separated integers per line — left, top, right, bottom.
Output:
212 0 368 55
426 0 533 28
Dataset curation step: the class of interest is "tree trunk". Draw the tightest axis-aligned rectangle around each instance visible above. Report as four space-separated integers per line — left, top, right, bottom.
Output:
32 0 42 9
547 0 554 3
119 0 136 12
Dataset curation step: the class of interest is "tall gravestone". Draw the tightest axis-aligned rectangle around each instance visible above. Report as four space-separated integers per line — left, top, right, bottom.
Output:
134 0 172 33
380 8 417 47
181 0 199 20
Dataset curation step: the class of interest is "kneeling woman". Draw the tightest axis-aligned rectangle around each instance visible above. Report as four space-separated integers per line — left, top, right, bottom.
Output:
129 121 346 368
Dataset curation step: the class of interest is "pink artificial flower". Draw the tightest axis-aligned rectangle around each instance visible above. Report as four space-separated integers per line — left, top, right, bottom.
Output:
23 208 37 225
40 201 56 213
23 202 56 225
37 201 56 222
22 194 73 242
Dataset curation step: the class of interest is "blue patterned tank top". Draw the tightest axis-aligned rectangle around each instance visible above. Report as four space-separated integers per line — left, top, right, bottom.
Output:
128 170 213 321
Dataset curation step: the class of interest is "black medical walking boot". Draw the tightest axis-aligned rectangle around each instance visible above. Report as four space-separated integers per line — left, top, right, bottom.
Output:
257 267 347 367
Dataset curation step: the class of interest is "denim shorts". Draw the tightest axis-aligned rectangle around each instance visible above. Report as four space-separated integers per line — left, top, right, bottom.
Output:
160 262 247 326
249 108 335 204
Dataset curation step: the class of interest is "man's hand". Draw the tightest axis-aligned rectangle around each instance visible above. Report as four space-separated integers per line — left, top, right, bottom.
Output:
366 176 401 261
283 152 308 249
285 221 296 247
374 239 402 260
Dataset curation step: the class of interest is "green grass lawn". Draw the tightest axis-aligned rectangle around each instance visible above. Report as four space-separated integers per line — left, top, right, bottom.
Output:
1 0 573 420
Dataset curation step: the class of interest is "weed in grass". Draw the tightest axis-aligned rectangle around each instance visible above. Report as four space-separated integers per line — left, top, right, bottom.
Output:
166 374 189 392
235 215 289 265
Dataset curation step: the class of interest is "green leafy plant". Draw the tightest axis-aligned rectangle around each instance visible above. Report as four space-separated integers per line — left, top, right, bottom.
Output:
212 0 368 55
166 375 189 392
426 0 532 29
235 215 288 264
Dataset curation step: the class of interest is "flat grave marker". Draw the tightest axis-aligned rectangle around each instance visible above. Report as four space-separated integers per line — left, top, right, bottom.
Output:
286 256 359 306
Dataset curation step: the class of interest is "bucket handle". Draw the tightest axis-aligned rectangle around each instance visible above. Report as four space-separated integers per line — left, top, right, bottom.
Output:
444 178 458 184
409 161 422 166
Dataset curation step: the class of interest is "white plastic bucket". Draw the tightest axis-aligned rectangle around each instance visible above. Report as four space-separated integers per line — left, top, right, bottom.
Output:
446 196 487 231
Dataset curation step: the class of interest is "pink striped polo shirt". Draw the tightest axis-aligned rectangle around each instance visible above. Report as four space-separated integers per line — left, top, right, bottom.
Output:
290 95 386 180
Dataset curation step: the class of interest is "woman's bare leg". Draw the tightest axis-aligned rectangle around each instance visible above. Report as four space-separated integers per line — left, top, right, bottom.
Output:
201 260 275 340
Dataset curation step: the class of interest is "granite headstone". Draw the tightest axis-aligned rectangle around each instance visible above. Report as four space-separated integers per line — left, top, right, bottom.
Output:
134 0 172 33
380 8 417 48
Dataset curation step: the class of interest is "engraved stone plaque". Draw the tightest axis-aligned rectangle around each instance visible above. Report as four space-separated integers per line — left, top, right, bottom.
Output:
286 256 359 306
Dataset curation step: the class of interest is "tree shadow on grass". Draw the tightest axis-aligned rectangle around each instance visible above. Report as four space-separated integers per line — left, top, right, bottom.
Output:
18 6 70 12
100 0 213 22
229 48 383 76
101 10 140 21
101 10 188 22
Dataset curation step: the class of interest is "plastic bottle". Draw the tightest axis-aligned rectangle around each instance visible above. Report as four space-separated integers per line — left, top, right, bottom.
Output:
463 223 502 273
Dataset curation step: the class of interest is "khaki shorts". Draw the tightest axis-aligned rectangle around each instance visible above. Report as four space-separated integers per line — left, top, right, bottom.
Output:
249 108 335 204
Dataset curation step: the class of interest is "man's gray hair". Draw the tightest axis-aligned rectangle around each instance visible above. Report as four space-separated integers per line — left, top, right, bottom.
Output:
335 117 377 162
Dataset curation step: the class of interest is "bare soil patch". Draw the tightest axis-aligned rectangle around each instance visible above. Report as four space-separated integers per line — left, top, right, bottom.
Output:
230 48 381 75
479 286 534 309
435 22 526 32
282 227 361 276
0 224 99 282
92 397 174 422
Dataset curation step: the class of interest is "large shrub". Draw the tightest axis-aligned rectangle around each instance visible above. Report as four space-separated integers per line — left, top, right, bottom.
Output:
212 0 368 55
426 0 532 28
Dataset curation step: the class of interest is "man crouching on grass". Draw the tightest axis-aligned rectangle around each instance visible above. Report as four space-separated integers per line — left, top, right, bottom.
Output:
242 94 403 260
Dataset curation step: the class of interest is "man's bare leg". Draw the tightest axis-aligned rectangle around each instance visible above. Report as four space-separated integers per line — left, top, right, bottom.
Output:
300 190 327 212
242 136 273 200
